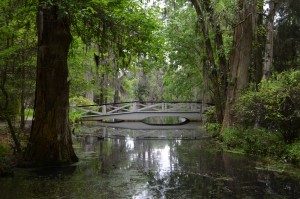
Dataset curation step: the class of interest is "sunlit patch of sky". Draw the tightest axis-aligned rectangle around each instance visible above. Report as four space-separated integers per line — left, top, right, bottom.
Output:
263 1 280 23
153 145 173 177
126 137 135 150
142 0 166 9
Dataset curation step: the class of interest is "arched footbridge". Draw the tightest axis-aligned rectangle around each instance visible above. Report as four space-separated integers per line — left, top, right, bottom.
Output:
72 101 213 121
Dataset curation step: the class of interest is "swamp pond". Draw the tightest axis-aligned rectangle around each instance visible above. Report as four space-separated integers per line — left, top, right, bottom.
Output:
1 121 300 198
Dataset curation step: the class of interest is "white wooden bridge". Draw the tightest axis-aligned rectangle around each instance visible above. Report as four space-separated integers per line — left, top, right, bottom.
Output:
73 101 212 121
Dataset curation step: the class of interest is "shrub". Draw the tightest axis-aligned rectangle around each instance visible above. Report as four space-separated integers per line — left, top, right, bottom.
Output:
242 128 285 157
0 142 10 157
205 107 217 123
0 142 13 177
222 127 285 157
286 141 300 164
235 70 300 142
69 96 97 123
206 123 221 137
221 126 245 149
0 94 20 120
70 96 96 107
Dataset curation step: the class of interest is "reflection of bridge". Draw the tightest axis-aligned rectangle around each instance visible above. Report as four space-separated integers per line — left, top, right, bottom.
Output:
81 122 208 140
73 101 212 121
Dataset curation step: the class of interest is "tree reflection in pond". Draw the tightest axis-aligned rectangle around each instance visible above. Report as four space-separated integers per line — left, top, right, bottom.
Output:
0 124 300 198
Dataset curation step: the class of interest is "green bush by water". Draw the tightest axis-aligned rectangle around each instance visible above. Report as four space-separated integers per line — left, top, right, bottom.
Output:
222 127 285 158
221 127 244 149
205 107 217 123
206 123 221 137
286 141 300 165
235 70 300 143
69 96 97 123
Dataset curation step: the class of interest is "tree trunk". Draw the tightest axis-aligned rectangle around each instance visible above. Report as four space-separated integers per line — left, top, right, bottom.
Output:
25 3 78 165
85 71 94 101
191 0 224 123
113 69 120 104
20 56 26 130
203 0 228 101
262 0 276 80
253 2 265 85
222 0 257 129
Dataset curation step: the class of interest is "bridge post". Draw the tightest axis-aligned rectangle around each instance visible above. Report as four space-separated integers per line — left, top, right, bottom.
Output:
131 102 137 112
190 103 196 111
102 105 106 114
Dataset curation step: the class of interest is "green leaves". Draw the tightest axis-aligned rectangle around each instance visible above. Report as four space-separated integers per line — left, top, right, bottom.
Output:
235 70 300 142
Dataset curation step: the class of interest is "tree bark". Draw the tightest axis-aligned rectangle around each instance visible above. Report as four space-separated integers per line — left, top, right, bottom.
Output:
113 69 120 104
222 0 257 129
20 54 26 130
253 2 265 85
25 3 78 165
191 0 224 123
203 0 228 101
262 0 276 80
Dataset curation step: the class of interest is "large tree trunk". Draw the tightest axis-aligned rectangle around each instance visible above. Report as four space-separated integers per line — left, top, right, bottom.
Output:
20 56 26 130
25 3 78 165
262 0 276 79
191 0 224 123
222 0 257 129
253 2 265 85
202 0 228 102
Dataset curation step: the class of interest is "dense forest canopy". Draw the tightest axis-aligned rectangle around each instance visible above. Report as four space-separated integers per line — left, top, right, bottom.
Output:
0 0 300 165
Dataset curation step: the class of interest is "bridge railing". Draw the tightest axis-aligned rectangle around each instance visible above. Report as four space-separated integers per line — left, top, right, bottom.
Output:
73 101 211 117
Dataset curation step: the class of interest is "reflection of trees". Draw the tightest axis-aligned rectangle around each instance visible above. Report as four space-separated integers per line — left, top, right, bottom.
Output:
168 141 300 198
77 132 300 198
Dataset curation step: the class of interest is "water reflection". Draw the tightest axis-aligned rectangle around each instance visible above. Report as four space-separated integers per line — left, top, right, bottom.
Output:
1 122 300 198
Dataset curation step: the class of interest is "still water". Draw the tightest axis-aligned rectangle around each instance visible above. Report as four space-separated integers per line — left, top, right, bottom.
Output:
1 122 300 199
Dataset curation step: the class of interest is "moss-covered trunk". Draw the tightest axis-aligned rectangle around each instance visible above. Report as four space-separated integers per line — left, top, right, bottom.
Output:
222 0 256 129
25 3 78 165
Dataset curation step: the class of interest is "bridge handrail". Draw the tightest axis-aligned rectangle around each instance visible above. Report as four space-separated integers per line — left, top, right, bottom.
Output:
75 100 214 108
72 102 213 119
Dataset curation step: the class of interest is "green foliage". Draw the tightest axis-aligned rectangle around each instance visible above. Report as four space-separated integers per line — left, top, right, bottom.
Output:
0 142 13 177
242 128 285 157
24 109 34 119
0 0 37 123
222 127 285 157
0 95 20 120
222 127 245 149
206 123 220 137
67 0 165 102
69 37 97 97
70 96 95 106
0 142 10 157
274 0 300 72
235 70 300 142
286 141 300 164
69 96 97 123
162 4 203 101
205 107 217 123
69 111 82 124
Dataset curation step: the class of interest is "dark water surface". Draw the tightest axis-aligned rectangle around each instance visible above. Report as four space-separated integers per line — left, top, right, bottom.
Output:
1 122 300 199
